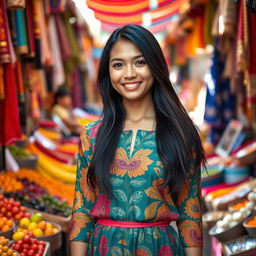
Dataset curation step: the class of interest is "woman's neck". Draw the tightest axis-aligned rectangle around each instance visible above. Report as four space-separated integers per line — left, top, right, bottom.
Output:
123 98 156 130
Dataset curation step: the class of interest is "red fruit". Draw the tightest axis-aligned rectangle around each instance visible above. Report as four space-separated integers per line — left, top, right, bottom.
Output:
28 249 35 256
6 203 12 211
14 213 22 220
22 243 29 250
20 253 26 256
14 201 20 207
22 248 28 255
24 212 31 218
8 198 14 203
23 235 31 243
15 244 21 252
0 194 4 200
12 206 19 214
31 244 38 251
27 231 34 237
20 206 26 212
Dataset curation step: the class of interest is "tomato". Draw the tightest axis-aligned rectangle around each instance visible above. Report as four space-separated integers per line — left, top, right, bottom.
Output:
28 249 35 256
13 201 20 207
22 248 28 255
15 244 21 252
6 204 12 211
0 194 4 201
20 206 26 212
12 206 19 214
22 243 29 250
31 244 38 251
14 213 21 220
23 235 30 243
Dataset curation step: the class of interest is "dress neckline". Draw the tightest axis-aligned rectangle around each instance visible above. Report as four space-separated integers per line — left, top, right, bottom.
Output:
122 129 155 133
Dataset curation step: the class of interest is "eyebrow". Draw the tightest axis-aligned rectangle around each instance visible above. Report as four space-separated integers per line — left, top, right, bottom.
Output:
110 55 144 63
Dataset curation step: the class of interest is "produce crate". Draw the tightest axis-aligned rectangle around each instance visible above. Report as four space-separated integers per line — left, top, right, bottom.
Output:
9 240 50 256
25 207 71 232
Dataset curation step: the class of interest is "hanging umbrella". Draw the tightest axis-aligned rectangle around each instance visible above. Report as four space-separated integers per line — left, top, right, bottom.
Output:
86 0 183 32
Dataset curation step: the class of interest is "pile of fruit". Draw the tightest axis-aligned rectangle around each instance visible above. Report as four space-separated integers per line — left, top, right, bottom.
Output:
11 233 47 256
0 195 31 221
0 217 14 232
0 174 23 193
13 213 58 239
0 236 18 256
4 178 72 217
1 169 74 205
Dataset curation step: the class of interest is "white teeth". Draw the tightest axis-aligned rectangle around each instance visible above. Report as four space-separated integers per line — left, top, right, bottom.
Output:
124 83 140 88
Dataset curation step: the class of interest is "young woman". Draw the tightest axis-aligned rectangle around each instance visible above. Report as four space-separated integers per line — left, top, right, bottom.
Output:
69 24 205 256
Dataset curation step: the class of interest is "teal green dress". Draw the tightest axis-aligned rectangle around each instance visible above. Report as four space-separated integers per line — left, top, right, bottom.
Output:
69 121 203 256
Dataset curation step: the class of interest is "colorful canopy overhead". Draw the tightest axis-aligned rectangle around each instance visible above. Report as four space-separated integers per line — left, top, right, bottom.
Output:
86 0 183 32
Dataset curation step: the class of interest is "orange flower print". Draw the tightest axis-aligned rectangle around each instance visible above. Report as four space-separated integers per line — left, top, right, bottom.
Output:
69 212 91 240
111 148 153 178
73 191 84 211
184 197 201 219
179 220 203 247
80 128 91 152
80 168 95 202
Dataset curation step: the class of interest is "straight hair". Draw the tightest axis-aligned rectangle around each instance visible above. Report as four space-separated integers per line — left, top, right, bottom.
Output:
88 25 206 196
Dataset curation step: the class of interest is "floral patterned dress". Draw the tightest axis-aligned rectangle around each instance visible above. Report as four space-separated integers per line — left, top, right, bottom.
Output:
69 121 203 256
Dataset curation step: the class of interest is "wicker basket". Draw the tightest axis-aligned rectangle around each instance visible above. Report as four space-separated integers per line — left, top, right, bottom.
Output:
0 222 15 239
36 222 62 252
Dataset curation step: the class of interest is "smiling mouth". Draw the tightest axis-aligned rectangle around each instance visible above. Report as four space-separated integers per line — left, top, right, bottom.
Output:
122 82 142 89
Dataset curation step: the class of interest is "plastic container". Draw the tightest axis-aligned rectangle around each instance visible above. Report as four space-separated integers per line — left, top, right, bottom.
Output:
224 166 250 184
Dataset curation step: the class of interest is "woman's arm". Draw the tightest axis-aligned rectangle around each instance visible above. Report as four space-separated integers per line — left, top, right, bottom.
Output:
175 158 203 250
70 241 88 256
185 247 202 256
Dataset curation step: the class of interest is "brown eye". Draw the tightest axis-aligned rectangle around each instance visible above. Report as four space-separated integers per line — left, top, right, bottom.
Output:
136 60 146 66
113 63 123 68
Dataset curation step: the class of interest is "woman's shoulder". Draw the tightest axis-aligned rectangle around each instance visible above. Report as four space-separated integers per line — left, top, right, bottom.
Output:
83 119 103 139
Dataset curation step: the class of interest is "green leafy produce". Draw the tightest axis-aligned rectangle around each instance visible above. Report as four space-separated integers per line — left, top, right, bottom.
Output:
8 145 30 157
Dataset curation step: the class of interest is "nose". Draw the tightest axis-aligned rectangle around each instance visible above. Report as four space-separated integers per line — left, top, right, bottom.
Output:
124 65 136 79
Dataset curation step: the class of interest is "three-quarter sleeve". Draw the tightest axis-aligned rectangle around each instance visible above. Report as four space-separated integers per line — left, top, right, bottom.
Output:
176 159 203 247
69 126 96 243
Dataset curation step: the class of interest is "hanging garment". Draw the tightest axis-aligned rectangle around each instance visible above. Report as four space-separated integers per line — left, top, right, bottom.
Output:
25 0 36 57
7 0 26 9
0 1 12 63
13 9 29 54
0 63 22 145
204 45 236 144
48 16 65 90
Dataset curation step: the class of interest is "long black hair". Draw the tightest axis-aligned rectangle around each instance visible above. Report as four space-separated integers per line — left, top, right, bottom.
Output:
88 24 205 196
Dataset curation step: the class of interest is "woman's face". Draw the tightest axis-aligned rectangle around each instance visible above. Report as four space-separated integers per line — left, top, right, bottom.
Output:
109 39 154 103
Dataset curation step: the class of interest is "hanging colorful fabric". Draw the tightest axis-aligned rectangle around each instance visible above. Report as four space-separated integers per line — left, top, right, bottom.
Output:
7 0 26 10
48 0 67 14
13 9 29 54
0 65 4 99
0 1 12 63
15 61 25 102
0 63 22 146
25 0 35 57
